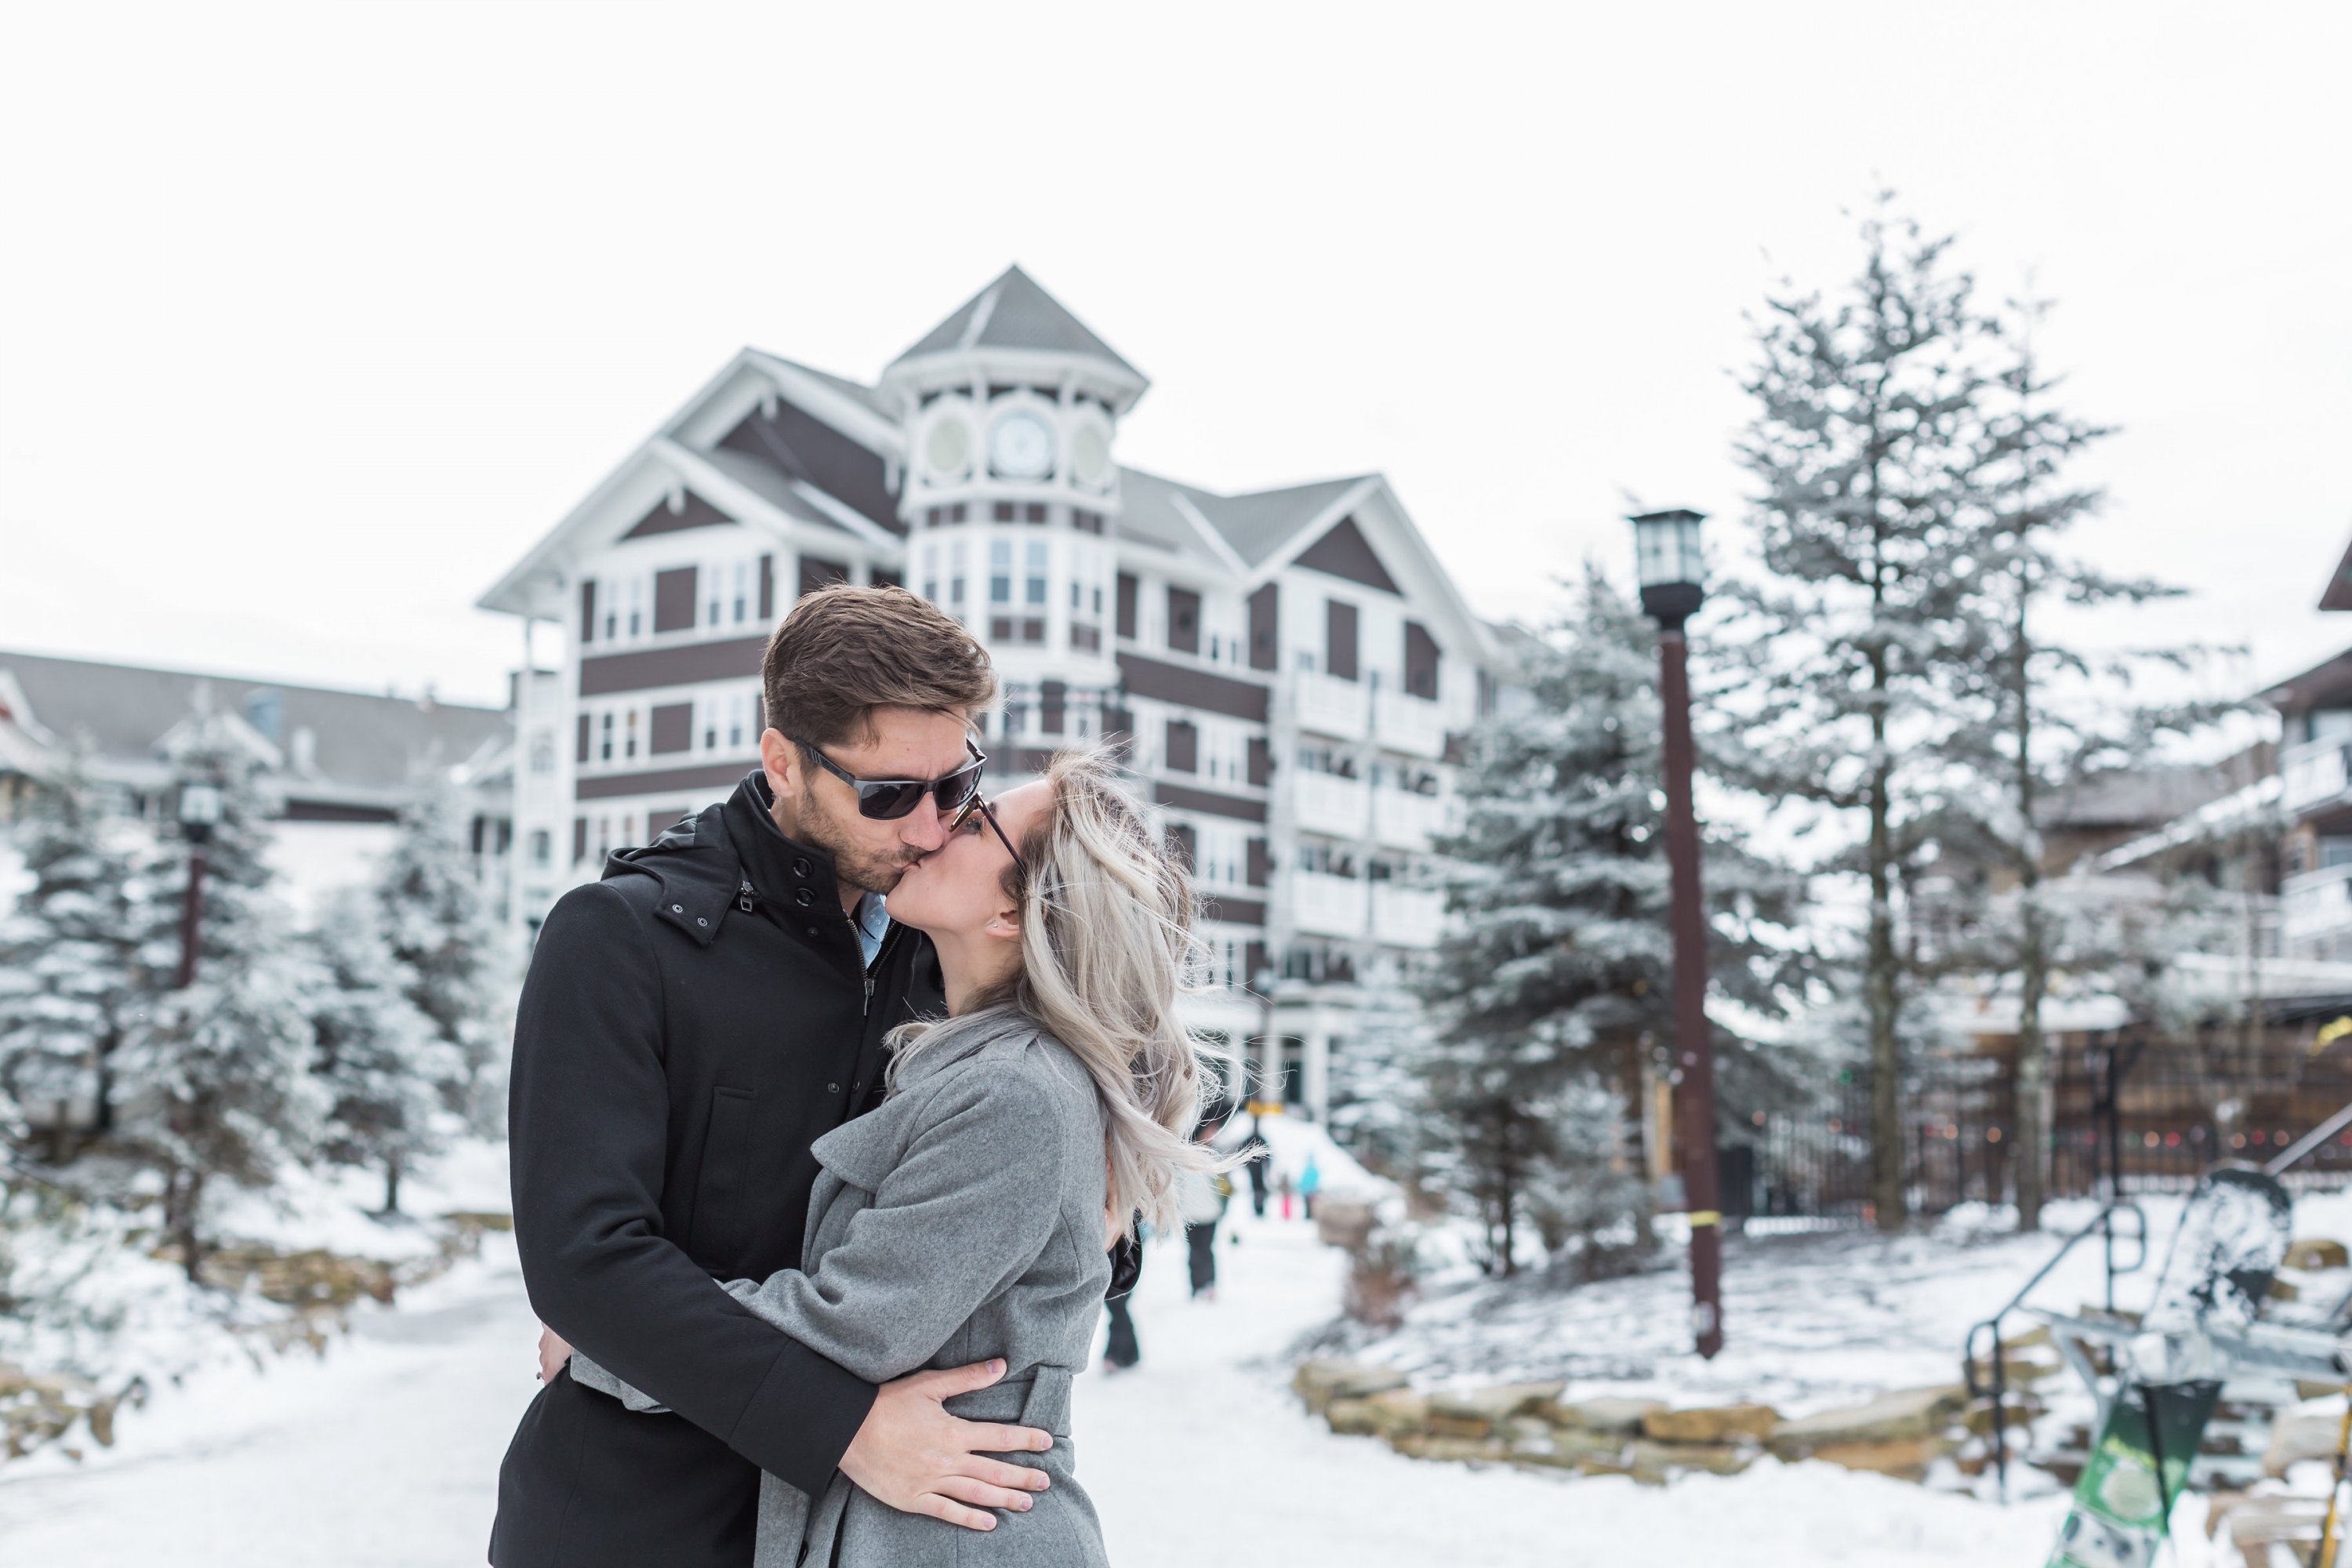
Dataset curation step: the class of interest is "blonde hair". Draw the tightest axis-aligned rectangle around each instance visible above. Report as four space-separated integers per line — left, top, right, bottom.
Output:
887 748 1228 1235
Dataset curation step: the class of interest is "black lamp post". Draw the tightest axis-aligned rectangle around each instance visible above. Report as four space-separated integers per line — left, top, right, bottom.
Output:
174 777 222 989
1630 507 1725 1360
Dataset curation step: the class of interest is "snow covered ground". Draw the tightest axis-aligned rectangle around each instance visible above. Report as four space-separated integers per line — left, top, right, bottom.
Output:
0 1195 2110 1566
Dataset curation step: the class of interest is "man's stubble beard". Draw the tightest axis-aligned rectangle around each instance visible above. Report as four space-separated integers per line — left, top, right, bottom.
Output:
785 781 922 896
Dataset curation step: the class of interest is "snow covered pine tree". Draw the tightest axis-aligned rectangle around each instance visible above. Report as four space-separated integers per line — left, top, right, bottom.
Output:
309 887 455 1215
0 753 152 1164
375 779 498 1131
114 715 328 1279
1417 568 1809 1277
1720 195 2007 1230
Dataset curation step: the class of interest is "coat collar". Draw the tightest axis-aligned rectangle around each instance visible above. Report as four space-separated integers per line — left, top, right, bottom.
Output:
600 770 850 949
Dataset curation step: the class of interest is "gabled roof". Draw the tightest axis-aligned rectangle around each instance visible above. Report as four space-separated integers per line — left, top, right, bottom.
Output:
0 649 510 796
743 350 902 423
891 264 1142 380
2322 531 2352 612
1191 477 1374 570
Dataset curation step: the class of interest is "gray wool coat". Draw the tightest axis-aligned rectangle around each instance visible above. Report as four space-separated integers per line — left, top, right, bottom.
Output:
571 1006 1114 1568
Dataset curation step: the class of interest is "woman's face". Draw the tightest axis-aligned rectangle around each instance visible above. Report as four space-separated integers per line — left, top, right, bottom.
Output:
883 776 1053 939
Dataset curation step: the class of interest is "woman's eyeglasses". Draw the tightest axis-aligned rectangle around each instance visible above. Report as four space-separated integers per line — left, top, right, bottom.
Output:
797 739 986 822
947 791 1024 875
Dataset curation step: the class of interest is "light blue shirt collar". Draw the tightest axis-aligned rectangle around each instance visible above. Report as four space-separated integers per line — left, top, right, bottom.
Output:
854 891 889 970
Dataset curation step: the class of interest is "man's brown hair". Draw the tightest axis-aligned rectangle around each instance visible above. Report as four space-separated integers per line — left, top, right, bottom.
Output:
760 583 996 750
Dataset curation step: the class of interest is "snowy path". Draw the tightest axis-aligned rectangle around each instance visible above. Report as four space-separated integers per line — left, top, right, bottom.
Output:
0 1219 2091 1566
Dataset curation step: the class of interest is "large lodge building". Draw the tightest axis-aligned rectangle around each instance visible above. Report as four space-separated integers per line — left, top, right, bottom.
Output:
477 267 1501 1122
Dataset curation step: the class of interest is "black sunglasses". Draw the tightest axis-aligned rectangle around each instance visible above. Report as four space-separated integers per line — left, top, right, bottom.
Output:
797 739 986 822
947 791 1024 875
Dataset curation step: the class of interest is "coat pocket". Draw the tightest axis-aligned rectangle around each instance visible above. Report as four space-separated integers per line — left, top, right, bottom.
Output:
688 1084 757 1268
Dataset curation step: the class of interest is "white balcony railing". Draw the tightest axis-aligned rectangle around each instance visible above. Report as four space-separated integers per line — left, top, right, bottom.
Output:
2284 735 2352 817
1372 788 1449 851
1290 870 1369 938
1294 671 1370 742
1374 689 1447 760
2284 861 2352 944
1371 884 1445 948
1296 772 1371 839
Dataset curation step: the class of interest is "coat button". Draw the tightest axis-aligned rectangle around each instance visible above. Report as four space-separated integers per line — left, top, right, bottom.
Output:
794 887 815 907
805 926 817 935
793 858 811 878
670 904 683 914
695 916 708 927
827 1082 841 1094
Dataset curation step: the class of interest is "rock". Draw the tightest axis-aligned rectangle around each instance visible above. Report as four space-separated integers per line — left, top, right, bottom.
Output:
2265 1400 2350 1478
1292 1359 1409 1414
1642 1403 1780 1444
441 1210 516 1233
1323 1398 1381 1438
1802 1435 1949 1481
2287 1238 2350 1271
1365 1388 1432 1442
1314 1201 1376 1252
1629 1439 1756 1483
1962 1396 2045 1437
1769 1386 1968 1457
85 1397 118 1448
1550 1396 1667 1434
1426 1381 1568 1438
2268 1276 2301 1303
1388 1432 1509 1464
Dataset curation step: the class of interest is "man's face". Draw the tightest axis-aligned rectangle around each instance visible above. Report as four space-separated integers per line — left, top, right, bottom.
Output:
761 706 974 895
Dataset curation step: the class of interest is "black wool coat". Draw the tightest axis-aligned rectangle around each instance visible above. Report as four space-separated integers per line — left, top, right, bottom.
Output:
491 771 945 1568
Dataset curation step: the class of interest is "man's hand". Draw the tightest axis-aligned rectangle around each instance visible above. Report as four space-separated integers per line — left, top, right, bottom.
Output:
538 1325 573 1385
838 1359 1052 1531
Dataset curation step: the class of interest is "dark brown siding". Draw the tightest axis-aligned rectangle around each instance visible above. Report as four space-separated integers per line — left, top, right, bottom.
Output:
873 567 902 590
1200 895 1266 927
1247 583 1279 671
1115 572 1139 640
622 492 735 539
1247 735 1272 787
572 816 587 865
718 398 900 532
1244 941 1269 993
800 555 850 598
1040 680 1066 735
1115 652 1269 723
282 799 400 824
575 713 591 764
576 760 749 800
1152 780 1267 823
1163 719 1198 773
758 554 775 619
1165 821 1197 869
1294 515 1401 594
654 567 699 633
579 635 767 697
1167 586 1201 655
1326 599 1359 681
649 702 694 755
1246 837 1271 887
580 579 597 644
648 808 688 844
1405 620 1441 699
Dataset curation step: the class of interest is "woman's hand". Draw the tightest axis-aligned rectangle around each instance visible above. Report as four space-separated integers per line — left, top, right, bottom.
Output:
537 1325 574 1384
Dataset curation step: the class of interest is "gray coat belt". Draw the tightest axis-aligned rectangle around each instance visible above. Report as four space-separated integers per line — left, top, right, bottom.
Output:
573 1006 1114 1566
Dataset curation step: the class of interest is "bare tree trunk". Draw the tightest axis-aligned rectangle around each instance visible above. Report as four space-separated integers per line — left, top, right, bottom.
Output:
1867 667 1907 1231
383 1156 402 1217
166 1166 209 1284
2013 587 2052 1232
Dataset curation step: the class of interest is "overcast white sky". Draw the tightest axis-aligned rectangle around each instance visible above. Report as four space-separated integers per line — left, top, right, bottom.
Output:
2 2 2347 713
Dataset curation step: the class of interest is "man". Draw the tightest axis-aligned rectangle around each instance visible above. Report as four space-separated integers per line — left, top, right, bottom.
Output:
492 586 1052 1568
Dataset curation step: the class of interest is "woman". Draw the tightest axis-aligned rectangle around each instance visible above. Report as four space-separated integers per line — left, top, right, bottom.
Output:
554 749 1220 1566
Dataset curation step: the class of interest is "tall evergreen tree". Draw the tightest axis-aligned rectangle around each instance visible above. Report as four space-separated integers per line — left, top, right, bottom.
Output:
1418 568 1809 1276
1721 197 2005 1229
1940 296 2225 1228
308 887 456 1214
375 779 498 1128
0 754 151 1162
114 717 329 1278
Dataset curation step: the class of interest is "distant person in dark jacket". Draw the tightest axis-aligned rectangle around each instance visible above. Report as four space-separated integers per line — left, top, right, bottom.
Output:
1242 1119 1270 1217
1177 1118 1231 1299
